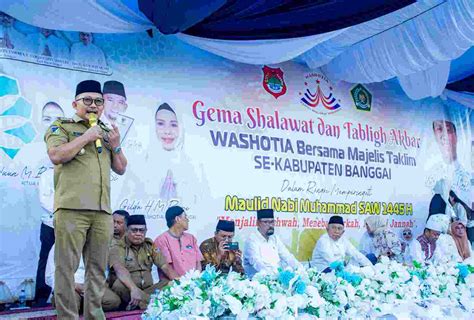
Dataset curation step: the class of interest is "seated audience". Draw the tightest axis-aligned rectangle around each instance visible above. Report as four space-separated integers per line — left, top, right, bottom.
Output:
45 245 121 313
433 213 462 264
200 220 244 274
358 225 376 262
428 179 456 220
449 191 468 224
154 206 203 278
449 221 472 262
312 216 372 272
410 214 448 264
365 216 403 263
243 209 303 278
109 215 178 310
400 227 414 264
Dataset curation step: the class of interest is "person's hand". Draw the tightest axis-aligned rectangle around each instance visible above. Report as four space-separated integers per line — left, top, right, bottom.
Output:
107 123 121 149
74 283 85 296
129 287 144 308
83 125 102 143
217 241 229 260
234 249 242 261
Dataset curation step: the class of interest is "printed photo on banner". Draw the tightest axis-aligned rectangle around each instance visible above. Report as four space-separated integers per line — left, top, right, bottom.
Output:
150 102 204 207
0 11 111 75
101 80 133 144
424 99 471 206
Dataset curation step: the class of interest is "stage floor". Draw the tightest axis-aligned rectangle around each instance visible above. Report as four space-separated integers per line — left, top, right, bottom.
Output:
0 306 143 319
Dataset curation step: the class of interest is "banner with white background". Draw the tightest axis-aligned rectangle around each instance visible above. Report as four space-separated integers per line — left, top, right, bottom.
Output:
0 14 472 293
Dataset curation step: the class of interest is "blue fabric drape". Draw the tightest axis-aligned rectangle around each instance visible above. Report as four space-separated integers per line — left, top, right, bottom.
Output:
138 0 227 34
139 0 415 39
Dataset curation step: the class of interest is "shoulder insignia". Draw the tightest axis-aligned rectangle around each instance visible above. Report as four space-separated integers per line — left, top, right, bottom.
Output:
57 117 75 123
49 125 60 135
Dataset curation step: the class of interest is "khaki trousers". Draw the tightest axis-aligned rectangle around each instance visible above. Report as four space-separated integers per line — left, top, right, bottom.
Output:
111 279 168 310
54 209 112 320
52 287 121 313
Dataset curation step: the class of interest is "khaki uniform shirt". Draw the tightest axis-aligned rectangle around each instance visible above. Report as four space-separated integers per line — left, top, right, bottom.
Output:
199 237 245 274
109 237 167 289
44 114 113 213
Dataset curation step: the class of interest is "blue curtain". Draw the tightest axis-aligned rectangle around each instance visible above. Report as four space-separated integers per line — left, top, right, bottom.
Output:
139 0 414 39
138 0 227 34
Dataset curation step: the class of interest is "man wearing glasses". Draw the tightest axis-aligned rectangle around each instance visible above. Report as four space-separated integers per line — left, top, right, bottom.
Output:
45 80 127 319
108 215 179 310
243 209 303 278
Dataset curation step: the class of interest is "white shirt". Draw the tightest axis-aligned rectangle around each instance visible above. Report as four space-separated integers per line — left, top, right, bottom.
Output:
45 244 85 289
402 241 413 264
70 42 107 66
358 232 375 255
39 166 54 227
409 238 436 265
311 233 371 272
243 231 302 278
26 33 70 60
0 26 28 51
433 234 462 264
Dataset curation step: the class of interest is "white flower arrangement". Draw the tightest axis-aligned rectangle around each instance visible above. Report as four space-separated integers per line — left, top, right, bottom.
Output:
143 261 474 319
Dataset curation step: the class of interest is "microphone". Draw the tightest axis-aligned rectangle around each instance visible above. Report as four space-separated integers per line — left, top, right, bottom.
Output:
88 113 102 153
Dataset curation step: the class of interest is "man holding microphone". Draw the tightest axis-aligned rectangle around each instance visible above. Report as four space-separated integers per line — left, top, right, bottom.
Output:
45 80 127 319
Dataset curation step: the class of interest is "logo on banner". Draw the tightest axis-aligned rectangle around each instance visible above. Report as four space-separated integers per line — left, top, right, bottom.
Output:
262 66 287 99
0 74 36 159
299 72 341 114
351 84 372 111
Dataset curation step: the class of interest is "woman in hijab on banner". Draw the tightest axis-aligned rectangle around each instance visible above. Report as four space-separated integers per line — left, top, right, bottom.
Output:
364 216 403 263
142 102 206 209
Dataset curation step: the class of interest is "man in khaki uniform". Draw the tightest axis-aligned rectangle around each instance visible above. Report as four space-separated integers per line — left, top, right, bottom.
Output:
45 244 122 313
45 80 127 320
113 210 130 240
108 215 179 310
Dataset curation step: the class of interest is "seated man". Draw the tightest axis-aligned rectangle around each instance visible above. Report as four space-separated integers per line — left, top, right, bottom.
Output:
243 209 303 278
113 209 129 240
200 220 244 274
409 214 447 265
312 216 372 272
154 206 203 278
45 245 121 313
109 215 178 310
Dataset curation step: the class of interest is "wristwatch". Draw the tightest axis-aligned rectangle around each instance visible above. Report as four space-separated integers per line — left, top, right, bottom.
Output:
113 146 122 154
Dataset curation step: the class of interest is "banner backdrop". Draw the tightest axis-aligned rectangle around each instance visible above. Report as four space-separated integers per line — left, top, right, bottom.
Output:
0 14 473 292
